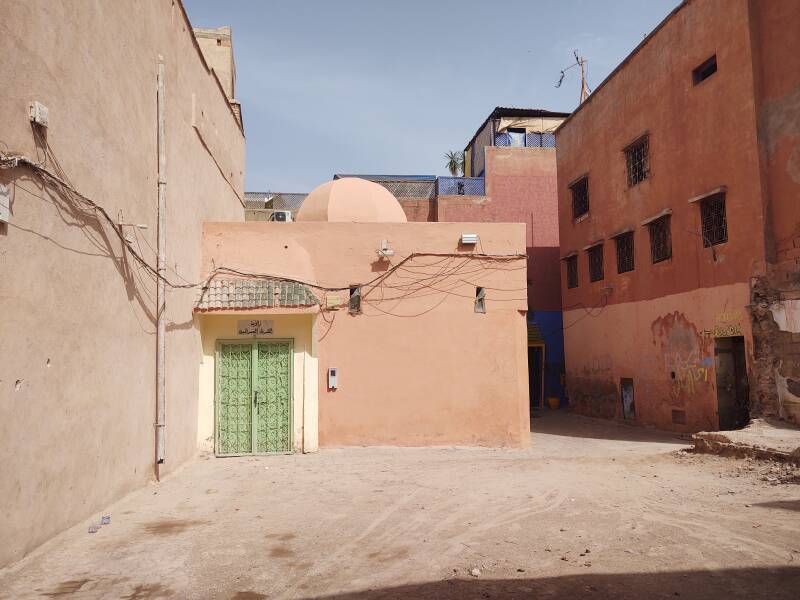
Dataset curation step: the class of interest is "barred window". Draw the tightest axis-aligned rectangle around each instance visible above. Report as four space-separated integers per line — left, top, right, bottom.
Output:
566 255 578 289
587 244 604 282
648 216 672 263
625 136 649 187
615 232 635 273
700 193 727 247
570 176 589 219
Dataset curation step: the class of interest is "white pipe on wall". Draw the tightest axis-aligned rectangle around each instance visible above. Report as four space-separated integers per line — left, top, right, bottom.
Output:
155 56 167 475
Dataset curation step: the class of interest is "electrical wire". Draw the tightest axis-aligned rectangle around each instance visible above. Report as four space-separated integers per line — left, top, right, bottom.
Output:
1 149 526 301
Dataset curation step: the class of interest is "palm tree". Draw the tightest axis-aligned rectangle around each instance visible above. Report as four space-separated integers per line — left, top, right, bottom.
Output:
444 150 464 177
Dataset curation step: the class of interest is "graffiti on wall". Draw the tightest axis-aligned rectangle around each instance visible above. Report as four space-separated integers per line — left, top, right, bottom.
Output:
664 352 713 398
652 311 713 401
567 354 617 419
700 311 744 338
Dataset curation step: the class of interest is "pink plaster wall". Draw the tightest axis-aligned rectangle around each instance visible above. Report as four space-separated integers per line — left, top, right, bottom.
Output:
202 222 530 448
555 0 773 431
438 147 561 312
0 1 244 567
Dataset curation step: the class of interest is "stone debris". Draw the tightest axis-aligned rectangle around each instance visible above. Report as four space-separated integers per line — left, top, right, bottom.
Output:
469 568 481 578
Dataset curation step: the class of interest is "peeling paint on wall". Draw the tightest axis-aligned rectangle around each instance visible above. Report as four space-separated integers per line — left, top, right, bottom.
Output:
770 299 800 333
651 311 712 404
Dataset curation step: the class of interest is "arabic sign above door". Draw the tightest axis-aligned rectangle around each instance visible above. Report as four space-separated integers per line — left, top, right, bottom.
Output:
236 319 274 336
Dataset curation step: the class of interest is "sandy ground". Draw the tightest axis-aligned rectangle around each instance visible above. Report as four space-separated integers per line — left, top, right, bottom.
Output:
1 412 799 600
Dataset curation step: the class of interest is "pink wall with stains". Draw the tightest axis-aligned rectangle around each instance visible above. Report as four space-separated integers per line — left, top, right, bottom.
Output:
439 147 561 312
555 0 785 431
201 221 531 448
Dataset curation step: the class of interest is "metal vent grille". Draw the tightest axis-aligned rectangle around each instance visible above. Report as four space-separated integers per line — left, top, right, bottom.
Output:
566 255 578 289
615 232 635 273
648 216 672 263
700 193 728 247
625 136 650 187
588 245 604 282
570 177 589 219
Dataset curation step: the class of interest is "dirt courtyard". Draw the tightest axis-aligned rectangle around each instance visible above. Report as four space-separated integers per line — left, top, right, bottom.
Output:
1 413 798 599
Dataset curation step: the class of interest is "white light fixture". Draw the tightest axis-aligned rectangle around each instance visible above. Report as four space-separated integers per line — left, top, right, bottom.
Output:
376 239 394 258
29 101 49 128
460 233 479 245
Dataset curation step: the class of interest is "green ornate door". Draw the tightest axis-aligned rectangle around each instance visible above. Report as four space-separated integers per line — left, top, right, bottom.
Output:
254 341 292 453
216 340 292 455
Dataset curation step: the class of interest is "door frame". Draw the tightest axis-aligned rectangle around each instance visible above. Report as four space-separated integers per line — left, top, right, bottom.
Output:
528 341 546 410
214 338 294 457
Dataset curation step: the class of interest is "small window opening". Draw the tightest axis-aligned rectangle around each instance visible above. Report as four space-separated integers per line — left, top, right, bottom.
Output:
587 244 604 282
216 38 222 46
700 193 728 247
625 136 650 187
507 127 526 147
348 286 361 314
692 55 717 85
474 287 486 313
615 232 635 274
570 176 589 219
648 216 672 263
566 255 578 289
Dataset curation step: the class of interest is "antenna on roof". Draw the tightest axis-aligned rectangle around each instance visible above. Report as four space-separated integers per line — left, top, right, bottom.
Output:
555 50 591 104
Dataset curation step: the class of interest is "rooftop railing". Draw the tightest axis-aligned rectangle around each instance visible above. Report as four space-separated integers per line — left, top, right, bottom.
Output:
494 132 556 148
436 176 485 196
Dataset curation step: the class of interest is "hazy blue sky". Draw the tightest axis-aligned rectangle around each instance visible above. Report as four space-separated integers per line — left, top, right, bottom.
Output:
183 0 679 192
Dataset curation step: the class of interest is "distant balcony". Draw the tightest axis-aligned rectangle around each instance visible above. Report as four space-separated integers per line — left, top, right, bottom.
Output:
437 176 485 196
494 131 556 148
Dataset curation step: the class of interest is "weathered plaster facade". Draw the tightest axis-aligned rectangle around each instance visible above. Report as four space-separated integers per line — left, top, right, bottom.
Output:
556 0 800 430
199 211 531 449
0 1 244 567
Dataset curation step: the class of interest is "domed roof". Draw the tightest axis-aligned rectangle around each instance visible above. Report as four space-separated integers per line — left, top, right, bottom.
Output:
296 178 408 223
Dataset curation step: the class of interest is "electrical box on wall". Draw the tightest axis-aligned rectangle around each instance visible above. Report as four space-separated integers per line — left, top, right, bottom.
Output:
328 367 338 390
29 101 49 128
0 183 11 224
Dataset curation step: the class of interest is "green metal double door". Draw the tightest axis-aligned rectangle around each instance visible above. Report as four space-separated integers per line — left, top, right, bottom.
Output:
216 340 292 455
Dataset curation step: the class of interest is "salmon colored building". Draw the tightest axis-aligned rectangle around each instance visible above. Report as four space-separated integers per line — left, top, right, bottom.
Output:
195 178 531 451
334 108 570 412
556 0 800 432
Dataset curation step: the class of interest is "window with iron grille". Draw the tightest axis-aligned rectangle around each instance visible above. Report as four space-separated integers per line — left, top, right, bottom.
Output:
570 176 589 219
648 216 672 263
700 193 727 247
566 255 578 289
615 232 635 273
625 136 650 187
587 244 604 282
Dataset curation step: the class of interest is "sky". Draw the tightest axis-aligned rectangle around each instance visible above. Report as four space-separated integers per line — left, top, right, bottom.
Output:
183 0 680 193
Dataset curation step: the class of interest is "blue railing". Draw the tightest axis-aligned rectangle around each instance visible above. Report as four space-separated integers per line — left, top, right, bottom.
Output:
494 132 556 148
437 176 485 196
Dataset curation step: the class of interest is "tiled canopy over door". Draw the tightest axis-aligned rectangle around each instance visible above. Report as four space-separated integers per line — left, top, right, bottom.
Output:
255 341 292 453
217 343 253 455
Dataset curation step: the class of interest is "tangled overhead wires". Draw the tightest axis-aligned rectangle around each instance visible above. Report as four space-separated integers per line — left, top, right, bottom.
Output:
0 146 526 303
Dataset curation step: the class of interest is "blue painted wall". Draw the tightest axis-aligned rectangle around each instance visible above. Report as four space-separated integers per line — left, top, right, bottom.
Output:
529 311 567 408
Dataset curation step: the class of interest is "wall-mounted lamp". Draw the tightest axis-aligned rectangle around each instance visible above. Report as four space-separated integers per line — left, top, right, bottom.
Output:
376 239 394 259
461 233 479 245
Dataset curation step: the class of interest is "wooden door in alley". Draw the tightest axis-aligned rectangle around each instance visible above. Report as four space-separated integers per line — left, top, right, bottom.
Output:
216 340 292 455
714 336 749 430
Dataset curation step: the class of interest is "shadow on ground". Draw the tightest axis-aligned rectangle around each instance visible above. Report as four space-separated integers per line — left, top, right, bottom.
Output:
294 567 800 600
532 410 688 445
754 499 800 512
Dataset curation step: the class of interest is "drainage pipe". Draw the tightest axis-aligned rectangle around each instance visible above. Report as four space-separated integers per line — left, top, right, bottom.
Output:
155 56 167 476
